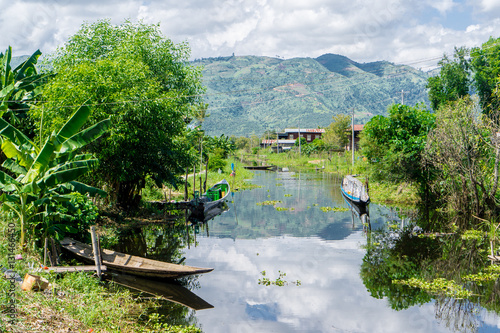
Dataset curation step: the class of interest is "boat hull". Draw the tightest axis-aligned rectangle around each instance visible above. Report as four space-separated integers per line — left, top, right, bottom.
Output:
60 238 213 279
341 175 370 204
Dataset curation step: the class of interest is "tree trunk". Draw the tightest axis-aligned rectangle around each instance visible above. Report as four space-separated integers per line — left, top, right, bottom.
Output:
184 167 189 201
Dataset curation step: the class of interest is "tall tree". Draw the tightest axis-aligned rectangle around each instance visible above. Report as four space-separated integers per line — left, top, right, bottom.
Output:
471 37 500 118
425 98 500 224
322 114 351 150
36 20 205 210
360 104 436 205
427 47 471 111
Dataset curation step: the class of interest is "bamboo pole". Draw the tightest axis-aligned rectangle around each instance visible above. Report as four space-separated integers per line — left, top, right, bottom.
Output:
90 226 102 278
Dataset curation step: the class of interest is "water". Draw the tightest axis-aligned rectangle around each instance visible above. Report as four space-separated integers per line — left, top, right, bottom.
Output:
126 169 500 332
171 170 485 332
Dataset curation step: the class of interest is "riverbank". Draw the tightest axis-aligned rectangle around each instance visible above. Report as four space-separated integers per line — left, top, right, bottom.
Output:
0 240 201 333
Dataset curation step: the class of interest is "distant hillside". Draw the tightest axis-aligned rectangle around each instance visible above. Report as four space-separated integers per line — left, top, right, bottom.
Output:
195 54 431 137
10 55 30 68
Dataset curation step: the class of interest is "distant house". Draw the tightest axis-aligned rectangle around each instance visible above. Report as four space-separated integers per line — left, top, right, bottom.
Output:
260 139 296 152
346 124 364 151
284 128 325 143
259 127 366 153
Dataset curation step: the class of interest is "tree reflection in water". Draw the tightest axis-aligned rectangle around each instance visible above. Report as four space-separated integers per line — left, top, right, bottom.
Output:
361 218 500 333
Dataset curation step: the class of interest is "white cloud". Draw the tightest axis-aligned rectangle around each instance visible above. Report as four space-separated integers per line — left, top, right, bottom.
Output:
1 0 499 69
429 0 456 15
477 0 500 12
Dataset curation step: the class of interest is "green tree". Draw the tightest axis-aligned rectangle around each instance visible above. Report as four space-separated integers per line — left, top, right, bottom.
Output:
427 47 470 111
36 20 205 210
322 114 350 150
471 37 500 118
425 98 500 223
360 104 436 209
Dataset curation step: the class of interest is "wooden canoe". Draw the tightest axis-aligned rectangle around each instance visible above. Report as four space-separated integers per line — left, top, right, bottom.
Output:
60 238 213 279
243 165 273 170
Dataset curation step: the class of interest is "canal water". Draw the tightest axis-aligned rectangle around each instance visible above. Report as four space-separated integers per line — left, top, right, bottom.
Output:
180 170 500 333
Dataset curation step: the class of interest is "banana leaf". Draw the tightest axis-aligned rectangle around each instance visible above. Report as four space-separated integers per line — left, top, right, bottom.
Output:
56 104 91 142
57 118 110 154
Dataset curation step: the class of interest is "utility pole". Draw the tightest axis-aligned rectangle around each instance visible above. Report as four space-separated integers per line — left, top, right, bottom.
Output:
351 108 355 169
276 129 279 153
298 122 301 156
401 90 409 105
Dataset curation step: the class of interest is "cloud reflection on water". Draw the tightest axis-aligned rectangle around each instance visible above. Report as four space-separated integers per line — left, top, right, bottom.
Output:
186 233 452 333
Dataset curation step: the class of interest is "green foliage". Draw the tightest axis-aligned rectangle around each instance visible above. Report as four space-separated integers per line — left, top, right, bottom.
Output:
207 156 226 172
320 206 349 212
424 98 499 223
0 104 108 246
427 47 470 110
361 227 438 310
256 200 282 206
40 192 99 242
38 20 205 210
322 114 351 150
258 270 301 287
0 47 51 138
294 137 307 147
471 37 500 117
360 103 436 206
393 277 472 298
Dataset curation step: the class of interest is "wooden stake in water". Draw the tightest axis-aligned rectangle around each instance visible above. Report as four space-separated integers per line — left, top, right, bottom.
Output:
351 108 355 169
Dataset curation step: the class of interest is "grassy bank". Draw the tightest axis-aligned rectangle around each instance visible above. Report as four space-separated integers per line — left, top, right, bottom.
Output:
0 268 201 332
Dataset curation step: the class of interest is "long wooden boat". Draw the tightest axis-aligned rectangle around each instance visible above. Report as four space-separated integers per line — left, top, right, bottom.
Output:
60 238 213 279
195 179 231 213
341 175 370 204
243 165 273 170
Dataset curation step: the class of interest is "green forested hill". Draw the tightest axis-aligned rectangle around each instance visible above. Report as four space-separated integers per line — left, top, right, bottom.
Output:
195 54 431 137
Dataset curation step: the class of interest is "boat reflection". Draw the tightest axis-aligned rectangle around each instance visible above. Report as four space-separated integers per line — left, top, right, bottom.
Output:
341 190 370 231
188 201 229 225
107 272 214 311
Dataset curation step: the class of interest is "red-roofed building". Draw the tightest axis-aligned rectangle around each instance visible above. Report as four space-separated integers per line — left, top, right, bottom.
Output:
347 124 364 151
284 128 325 143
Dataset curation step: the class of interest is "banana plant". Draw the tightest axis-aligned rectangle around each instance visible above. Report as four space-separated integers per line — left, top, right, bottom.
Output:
0 46 52 127
0 104 110 247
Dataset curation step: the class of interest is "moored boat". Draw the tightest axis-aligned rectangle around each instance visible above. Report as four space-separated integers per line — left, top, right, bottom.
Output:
341 175 370 204
195 179 231 213
60 238 213 279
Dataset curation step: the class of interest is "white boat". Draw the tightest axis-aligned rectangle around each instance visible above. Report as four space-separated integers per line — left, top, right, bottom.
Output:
341 175 370 204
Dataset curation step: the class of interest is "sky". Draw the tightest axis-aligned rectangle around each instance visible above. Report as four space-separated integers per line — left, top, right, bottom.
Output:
1 0 500 70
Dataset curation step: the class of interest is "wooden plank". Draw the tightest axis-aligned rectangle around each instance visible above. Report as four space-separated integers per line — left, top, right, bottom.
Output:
47 265 107 273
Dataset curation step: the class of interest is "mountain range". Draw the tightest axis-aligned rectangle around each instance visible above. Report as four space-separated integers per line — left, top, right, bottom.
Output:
195 54 433 137
12 53 433 138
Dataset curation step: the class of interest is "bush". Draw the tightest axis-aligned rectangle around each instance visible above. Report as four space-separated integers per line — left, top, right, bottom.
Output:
208 157 227 172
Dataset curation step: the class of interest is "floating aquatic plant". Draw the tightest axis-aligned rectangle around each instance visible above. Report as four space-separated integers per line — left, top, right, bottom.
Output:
320 206 349 212
393 277 472 299
256 200 282 206
258 270 301 287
